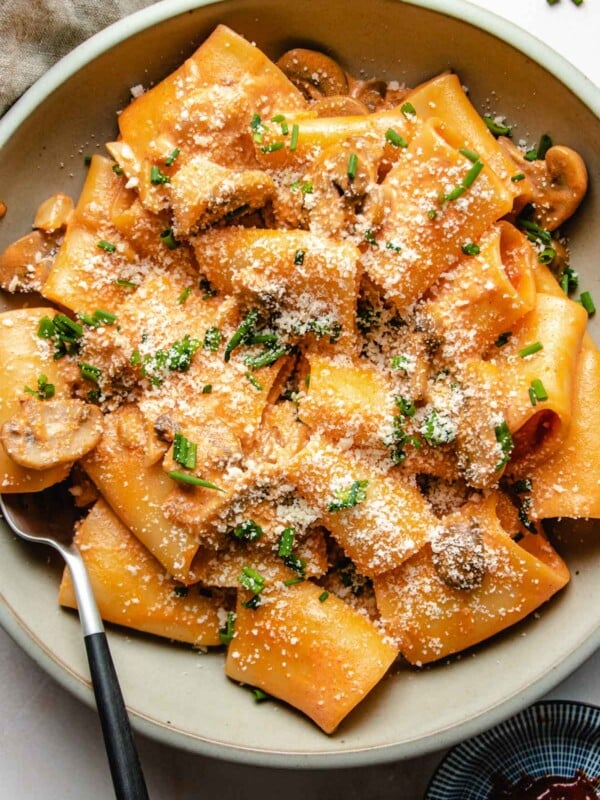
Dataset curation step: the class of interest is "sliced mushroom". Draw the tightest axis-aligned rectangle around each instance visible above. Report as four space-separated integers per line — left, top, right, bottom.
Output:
307 140 384 236
170 155 275 236
351 79 387 112
1 398 103 470
0 229 58 293
33 193 74 232
431 520 486 591
277 48 349 99
499 137 588 230
311 95 370 117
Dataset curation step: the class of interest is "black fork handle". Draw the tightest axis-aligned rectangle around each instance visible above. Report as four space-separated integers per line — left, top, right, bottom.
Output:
84 632 149 800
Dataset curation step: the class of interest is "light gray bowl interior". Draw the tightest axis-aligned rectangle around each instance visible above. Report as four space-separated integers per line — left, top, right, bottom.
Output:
0 0 599 768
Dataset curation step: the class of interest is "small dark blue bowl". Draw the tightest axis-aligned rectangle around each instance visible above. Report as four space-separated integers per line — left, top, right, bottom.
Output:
425 700 600 800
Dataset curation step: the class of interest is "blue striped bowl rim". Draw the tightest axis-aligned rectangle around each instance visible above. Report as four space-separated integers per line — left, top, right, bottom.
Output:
425 701 600 800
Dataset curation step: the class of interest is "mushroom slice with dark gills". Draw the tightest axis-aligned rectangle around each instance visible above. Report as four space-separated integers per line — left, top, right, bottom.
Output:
276 48 349 100
1 398 103 470
431 519 486 591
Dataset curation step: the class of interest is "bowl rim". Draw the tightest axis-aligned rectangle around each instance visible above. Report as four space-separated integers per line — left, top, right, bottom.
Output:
424 699 600 799
0 0 599 768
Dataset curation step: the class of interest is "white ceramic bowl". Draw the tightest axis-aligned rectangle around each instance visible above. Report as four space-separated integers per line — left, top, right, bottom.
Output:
0 0 599 768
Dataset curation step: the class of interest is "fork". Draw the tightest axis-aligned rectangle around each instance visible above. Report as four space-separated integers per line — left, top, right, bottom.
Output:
0 486 149 800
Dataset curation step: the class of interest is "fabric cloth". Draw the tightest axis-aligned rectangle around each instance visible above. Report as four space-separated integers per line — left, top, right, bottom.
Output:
0 0 159 115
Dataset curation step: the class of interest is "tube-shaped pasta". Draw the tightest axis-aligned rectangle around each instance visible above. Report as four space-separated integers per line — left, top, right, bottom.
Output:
253 106 416 170
362 118 513 311
81 404 200 581
529 344 600 519
288 435 436 574
423 222 536 360
192 227 360 351
0 308 74 492
107 25 306 213
373 494 570 664
42 156 138 314
405 73 519 190
300 354 396 446
59 500 223 645
226 580 398 733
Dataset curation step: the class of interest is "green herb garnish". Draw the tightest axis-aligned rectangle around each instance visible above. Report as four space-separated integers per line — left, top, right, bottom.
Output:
327 480 369 512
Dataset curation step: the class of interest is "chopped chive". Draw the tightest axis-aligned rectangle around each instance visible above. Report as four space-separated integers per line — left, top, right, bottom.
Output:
459 147 479 163
483 115 511 137
395 395 416 418
364 230 378 247
244 345 288 370
517 218 552 245
203 326 222 352
165 147 180 166
524 148 538 162
318 590 329 602
529 378 548 404
252 688 270 702
294 249 305 265
283 577 304 586
168 471 225 492
494 420 514 471
239 566 266 595
518 341 543 358
178 286 192 304
242 594 262 609
461 242 480 256
250 113 265 143
571 0 583 5
495 331 512 347
261 141 285 153
538 246 556 265
173 585 189 598
37 317 55 339
150 165 171 185
580 291 596 315
327 479 369 512
24 374 55 400
441 160 484 202
160 228 181 250
427 209 437 220
224 309 259 362
385 128 408 148
83 154 92 166
112 164 124 176
173 433 197 470
97 239 117 253
390 354 409 371
537 133 553 160
511 173 526 182
130 349 142 367
78 362 102 384
271 114 289 135
290 179 313 194
347 152 358 180
401 102 416 117
513 478 533 494
289 123 300 152
277 527 295 558
245 372 263 391
202 384 213 394
559 265 578 295
218 611 235 646
198 277 217 300
385 240 402 253
233 519 263 543
115 278 138 289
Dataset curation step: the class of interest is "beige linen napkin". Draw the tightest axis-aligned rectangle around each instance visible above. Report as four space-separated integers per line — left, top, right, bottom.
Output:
0 0 159 115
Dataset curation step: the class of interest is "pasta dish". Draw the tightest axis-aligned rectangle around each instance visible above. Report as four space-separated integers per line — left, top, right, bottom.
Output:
0 25 597 733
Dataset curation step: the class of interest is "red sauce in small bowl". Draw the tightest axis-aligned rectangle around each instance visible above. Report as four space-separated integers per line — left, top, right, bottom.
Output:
490 770 599 800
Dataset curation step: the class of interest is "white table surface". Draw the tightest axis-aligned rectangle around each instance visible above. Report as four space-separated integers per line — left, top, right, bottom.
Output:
1 2 599 798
